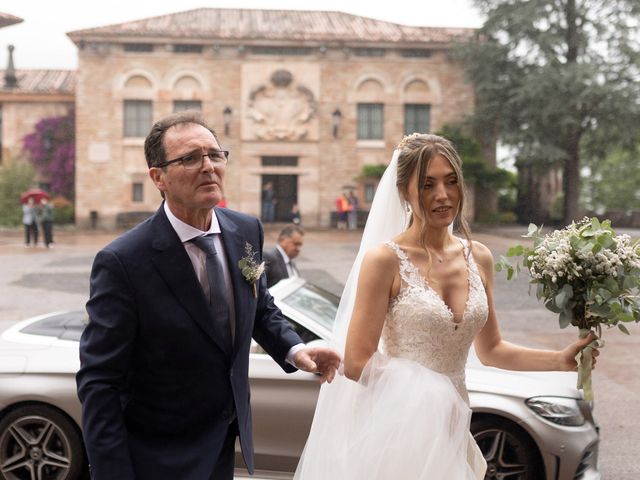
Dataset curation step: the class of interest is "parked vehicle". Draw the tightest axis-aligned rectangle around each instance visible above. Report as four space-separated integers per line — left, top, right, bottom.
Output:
0 278 600 480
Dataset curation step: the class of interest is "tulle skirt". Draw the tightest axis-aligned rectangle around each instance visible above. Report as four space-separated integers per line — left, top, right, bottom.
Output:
294 353 486 479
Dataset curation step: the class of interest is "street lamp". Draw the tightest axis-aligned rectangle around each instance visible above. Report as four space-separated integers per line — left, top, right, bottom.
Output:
331 108 343 138
223 106 232 136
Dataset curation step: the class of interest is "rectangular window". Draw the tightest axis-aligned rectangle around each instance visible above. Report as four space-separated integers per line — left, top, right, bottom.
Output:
399 49 432 58
123 100 153 138
354 48 385 57
123 43 154 52
404 104 431 135
261 156 298 167
173 100 202 112
357 103 384 140
249 46 312 56
132 182 143 202
173 44 203 53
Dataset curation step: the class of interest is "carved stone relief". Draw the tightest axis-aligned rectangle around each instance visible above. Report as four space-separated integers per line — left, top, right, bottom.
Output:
247 69 317 141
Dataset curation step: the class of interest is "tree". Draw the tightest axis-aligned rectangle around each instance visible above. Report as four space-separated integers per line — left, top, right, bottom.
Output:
0 162 36 226
457 0 640 224
22 109 75 199
582 148 640 212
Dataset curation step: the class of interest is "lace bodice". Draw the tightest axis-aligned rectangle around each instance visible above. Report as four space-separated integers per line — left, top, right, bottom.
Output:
381 240 489 403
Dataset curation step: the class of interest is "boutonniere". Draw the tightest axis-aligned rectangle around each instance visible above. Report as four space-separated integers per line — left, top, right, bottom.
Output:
238 242 265 298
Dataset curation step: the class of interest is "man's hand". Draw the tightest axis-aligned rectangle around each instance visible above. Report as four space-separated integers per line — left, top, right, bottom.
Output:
293 347 341 384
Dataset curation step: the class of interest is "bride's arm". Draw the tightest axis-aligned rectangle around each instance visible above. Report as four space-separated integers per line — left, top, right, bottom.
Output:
471 241 597 372
343 245 399 381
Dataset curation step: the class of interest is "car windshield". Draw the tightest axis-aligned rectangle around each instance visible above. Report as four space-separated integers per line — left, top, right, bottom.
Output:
280 283 339 332
20 311 87 341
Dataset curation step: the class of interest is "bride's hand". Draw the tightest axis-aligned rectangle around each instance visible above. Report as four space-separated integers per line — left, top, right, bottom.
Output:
558 333 600 371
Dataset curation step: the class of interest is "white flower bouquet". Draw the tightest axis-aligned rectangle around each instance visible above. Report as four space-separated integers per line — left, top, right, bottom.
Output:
496 217 640 400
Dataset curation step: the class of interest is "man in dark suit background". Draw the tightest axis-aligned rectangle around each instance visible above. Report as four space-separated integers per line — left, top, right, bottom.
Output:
264 224 305 288
76 111 340 480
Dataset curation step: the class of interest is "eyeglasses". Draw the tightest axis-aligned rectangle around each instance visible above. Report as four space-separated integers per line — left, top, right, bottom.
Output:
156 149 229 170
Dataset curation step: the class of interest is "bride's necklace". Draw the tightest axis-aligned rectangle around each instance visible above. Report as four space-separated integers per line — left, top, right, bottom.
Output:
428 247 446 263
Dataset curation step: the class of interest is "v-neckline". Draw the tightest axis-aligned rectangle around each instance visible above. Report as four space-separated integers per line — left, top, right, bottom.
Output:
391 239 472 325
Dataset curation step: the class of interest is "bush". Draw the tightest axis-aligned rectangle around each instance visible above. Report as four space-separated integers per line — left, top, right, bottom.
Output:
51 195 75 224
359 164 387 179
0 162 37 226
477 211 518 225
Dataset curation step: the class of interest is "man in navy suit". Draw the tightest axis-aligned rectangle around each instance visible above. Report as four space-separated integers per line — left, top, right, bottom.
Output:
76 111 340 480
264 224 304 288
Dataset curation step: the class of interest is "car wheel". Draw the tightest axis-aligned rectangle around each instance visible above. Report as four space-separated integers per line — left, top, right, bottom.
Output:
471 416 544 480
0 404 86 480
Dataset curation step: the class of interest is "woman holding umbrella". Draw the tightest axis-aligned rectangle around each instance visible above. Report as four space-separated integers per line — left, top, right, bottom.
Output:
20 188 49 247
22 197 39 247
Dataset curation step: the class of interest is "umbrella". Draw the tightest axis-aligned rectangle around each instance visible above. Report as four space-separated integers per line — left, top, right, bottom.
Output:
20 188 50 204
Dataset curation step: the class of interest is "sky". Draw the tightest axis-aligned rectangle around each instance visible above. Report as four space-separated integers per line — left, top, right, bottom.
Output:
0 0 483 70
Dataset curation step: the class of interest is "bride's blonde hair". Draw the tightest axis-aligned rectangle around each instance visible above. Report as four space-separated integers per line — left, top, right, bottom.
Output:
396 133 472 261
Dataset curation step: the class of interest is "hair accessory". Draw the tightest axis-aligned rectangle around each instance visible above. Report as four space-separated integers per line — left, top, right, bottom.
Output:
397 132 422 149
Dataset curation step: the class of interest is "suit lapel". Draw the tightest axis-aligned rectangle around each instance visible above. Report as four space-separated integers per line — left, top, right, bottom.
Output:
149 208 232 356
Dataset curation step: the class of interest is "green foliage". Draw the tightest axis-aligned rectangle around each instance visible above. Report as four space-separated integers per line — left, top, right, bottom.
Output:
0 162 37 226
457 0 640 223
437 125 515 190
359 164 387 179
582 148 640 212
477 211 518 224
51 196 75 224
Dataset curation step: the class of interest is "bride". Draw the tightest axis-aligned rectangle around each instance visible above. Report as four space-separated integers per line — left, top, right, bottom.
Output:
294 133 598 479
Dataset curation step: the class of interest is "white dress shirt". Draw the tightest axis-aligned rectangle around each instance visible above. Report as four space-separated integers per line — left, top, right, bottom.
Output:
275 244 298 277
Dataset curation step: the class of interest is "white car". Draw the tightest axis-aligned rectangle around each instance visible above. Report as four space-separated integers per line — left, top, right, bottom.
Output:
0 278 600 480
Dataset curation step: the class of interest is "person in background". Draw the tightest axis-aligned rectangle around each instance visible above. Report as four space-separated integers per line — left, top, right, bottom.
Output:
290 203 301 225
39 197 54 247
22 197 39 247
335 193 349 230
262 181 276 223
263 224 304 288
347 190 359 230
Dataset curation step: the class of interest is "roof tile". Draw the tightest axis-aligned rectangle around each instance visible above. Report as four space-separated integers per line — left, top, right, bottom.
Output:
67 8 474 44
0 70 76 94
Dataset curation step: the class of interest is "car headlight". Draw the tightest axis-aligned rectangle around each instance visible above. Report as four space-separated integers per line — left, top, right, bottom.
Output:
525 396 585 426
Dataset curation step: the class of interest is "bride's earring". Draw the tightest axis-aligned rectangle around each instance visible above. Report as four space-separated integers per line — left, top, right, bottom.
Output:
405 203 412 215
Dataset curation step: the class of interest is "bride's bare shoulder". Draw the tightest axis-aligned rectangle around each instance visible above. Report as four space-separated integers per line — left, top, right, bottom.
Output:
361 243 399 271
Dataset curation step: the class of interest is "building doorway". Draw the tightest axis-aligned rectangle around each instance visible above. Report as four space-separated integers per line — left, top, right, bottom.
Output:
261 174 297 223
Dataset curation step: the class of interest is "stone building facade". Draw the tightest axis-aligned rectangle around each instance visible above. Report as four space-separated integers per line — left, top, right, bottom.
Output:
64 8 476 228
0 67 75 168
0 14 75 173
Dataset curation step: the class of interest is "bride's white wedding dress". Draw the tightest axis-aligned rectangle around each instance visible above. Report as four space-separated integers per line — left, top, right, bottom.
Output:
294 239 488 479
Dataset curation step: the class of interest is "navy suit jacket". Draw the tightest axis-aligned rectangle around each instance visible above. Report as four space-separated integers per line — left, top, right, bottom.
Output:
263 247 290 288
76 206 302 479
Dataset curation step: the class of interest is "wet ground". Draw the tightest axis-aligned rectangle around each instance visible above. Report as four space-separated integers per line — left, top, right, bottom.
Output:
1 224 639 478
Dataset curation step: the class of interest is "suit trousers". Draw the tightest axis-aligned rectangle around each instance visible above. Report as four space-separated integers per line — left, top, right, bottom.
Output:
210 419 239 480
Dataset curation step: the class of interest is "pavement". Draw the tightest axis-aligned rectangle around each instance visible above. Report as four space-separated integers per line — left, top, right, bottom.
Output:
1 223 640 478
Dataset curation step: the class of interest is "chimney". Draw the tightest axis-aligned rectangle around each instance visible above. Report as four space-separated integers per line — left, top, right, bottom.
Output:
4 44 17 88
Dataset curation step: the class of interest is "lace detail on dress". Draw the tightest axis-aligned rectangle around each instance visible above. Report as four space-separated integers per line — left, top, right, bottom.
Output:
382 240 489 403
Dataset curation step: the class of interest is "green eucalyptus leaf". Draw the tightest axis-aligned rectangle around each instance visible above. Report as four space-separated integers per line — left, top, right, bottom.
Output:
545 299 563 314
618 324 630 335
559 310 572 329
555 284 573 309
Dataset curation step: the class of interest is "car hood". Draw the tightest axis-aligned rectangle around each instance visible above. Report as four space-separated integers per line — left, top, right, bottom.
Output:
466 363 580 399
0 339 79 374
